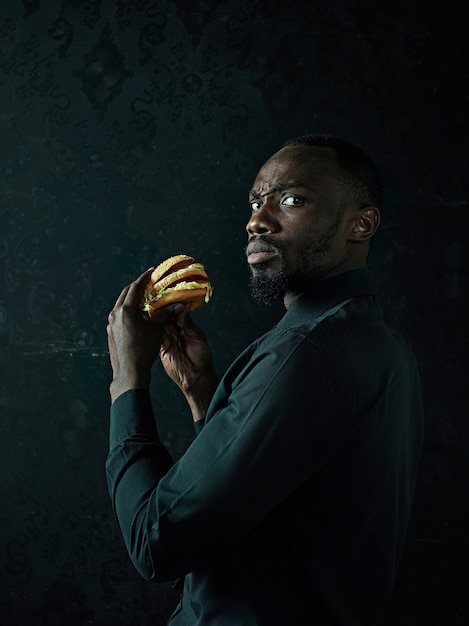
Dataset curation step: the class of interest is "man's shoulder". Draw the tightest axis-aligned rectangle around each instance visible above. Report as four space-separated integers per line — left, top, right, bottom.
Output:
283 292 385 344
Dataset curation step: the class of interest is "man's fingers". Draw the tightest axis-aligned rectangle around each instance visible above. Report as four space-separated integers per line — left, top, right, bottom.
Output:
109 268 191 338
125 267 154 306
113 284 131 309
175 303 192 327
148 302 186 329
135 266 155 286
109 268 155 317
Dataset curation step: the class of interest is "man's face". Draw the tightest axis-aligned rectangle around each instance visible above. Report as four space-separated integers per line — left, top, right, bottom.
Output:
246 145 354 306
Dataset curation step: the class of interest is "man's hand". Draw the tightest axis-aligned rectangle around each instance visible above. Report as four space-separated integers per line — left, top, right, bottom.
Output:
160 306 219 422
107 268 219 419
107 268 185 403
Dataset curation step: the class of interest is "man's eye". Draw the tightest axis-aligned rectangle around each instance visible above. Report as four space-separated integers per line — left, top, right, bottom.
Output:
281 195 303 207
250 200 262 211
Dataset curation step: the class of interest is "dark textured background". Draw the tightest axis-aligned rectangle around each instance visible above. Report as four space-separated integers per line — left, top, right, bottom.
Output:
1 1 467 624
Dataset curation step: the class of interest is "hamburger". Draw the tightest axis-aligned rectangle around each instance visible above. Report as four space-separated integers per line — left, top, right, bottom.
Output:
141 254 213 314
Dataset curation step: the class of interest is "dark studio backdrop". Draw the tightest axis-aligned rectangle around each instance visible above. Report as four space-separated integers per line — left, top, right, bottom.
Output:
1 1 467 624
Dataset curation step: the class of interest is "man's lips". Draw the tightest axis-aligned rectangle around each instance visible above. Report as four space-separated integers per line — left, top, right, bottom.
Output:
247 251 278 265
246 241 278 265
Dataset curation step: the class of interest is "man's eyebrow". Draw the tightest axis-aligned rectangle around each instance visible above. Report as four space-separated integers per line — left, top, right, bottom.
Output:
248 181 305 198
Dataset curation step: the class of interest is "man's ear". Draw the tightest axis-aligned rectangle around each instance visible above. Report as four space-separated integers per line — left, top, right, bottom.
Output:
349 207 380 241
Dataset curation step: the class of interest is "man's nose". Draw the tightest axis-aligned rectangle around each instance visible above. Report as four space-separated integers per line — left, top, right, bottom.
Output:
246 201 279 236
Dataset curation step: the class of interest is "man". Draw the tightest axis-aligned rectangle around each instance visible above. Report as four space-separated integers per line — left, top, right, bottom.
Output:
106 135 424 625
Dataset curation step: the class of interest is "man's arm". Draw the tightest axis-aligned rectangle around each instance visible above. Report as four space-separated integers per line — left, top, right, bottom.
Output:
106 319 348 583
106 268 222 579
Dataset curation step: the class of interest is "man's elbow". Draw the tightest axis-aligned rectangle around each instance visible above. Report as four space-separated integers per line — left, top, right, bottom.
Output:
128 537 184 584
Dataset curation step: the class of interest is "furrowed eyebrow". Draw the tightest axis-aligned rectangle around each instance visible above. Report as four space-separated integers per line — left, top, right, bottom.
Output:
248 181 305 199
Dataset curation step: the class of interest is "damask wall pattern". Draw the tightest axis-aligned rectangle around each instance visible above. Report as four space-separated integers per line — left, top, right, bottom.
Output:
1 1 468 624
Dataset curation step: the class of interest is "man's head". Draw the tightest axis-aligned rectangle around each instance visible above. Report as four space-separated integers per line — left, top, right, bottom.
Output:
246 134 381 307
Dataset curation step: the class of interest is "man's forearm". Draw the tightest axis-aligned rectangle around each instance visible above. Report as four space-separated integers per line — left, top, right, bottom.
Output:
106 389 176 581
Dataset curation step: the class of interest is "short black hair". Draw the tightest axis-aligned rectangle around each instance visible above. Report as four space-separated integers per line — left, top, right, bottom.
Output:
282 134 383 212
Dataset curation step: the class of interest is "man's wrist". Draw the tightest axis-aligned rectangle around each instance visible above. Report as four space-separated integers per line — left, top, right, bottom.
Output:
186 374 219 422
110 371 151 404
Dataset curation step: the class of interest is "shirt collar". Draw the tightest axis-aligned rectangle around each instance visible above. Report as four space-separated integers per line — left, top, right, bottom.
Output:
276 269 376 329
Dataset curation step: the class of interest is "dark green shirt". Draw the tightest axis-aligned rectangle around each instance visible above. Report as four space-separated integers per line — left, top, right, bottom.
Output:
106 270 424 625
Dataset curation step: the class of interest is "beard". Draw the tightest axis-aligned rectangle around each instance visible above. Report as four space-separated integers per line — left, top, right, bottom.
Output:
248 219 340 306
249 258 288 305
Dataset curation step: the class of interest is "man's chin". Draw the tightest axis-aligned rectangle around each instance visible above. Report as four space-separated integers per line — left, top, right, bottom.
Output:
248 268 288 306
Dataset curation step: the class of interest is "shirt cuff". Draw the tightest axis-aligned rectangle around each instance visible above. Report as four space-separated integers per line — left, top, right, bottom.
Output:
109 388 159 449
193 418 205 435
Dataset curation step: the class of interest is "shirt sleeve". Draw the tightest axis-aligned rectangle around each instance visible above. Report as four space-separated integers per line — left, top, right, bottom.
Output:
106 388 174 573
106 332 350 583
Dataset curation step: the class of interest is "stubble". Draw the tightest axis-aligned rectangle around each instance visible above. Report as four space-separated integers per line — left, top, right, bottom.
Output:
248 217 341 306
